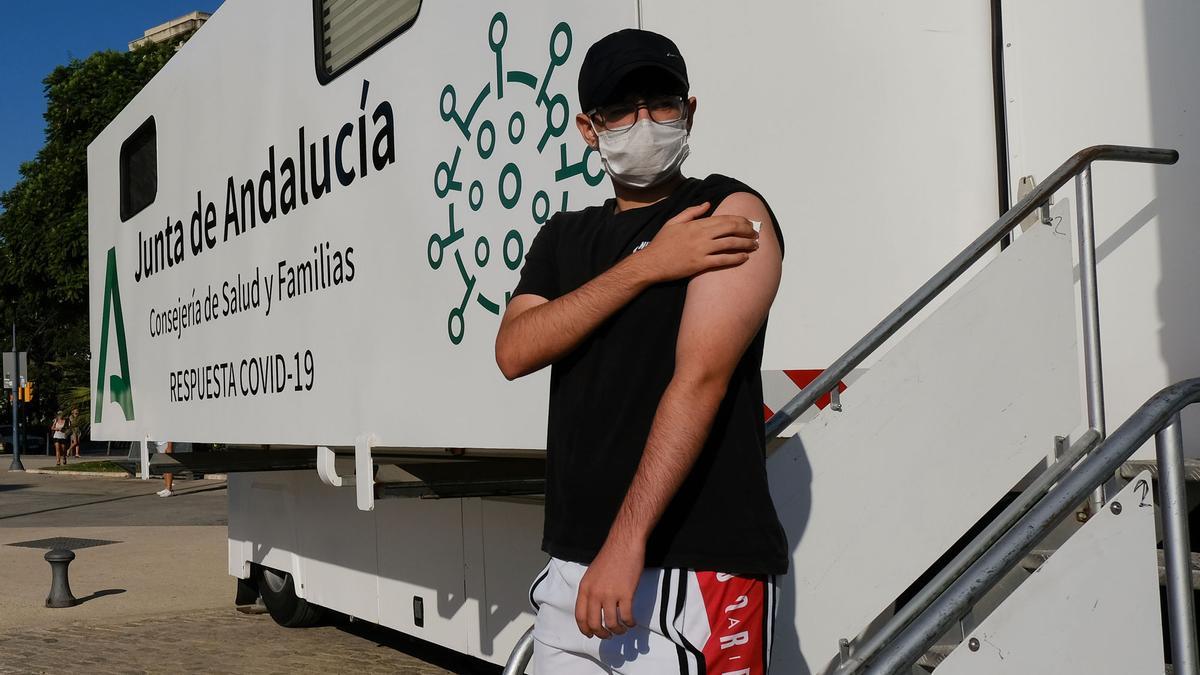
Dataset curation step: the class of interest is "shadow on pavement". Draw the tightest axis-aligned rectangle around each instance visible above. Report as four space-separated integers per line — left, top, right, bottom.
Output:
74 589 127 605
0 484 34 492
0 483 227 521
335 614 500 674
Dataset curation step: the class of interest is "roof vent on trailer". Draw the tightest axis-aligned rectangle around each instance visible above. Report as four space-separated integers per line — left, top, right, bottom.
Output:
314 0 421 83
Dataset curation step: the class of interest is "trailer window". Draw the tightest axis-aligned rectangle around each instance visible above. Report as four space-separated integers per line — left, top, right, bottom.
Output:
119 117 157 222
314 0 421 83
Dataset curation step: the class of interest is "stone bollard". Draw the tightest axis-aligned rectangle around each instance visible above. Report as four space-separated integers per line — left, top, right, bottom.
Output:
44 548 77 608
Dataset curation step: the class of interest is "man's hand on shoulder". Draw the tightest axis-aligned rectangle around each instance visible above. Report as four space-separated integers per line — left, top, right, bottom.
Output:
495 197 764 381
631 201 760 284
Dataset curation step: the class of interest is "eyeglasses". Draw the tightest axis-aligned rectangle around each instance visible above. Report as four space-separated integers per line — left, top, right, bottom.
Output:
588 95 687 133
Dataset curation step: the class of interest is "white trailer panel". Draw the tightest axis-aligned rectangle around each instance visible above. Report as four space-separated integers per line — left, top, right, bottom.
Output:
1001 0 1200 455
89 0 1003 449
89 1 631 449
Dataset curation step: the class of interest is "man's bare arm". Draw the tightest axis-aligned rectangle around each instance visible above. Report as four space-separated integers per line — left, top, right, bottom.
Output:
574 192 782 638
496 257 652 381
495 202 759 379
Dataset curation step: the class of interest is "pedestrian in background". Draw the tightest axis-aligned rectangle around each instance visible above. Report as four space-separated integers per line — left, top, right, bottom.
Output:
68 407 82 458
156 440 175 497
51 411 68 466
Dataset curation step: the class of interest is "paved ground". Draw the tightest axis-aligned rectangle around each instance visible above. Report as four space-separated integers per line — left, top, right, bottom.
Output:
0 456 227 527
0 608 462 674
0 524 231 631
0 456 476 674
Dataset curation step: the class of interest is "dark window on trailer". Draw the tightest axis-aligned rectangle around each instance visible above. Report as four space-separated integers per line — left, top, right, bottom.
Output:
313 0 421 83
119 117 157 222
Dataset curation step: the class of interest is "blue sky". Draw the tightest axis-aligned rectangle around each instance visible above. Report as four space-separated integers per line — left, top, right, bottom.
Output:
0 1 223 198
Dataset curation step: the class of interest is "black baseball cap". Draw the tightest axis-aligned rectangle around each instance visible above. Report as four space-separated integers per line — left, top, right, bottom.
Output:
578 29 689 113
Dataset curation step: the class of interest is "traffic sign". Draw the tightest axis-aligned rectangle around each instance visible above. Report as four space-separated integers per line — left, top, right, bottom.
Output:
2 351 28 389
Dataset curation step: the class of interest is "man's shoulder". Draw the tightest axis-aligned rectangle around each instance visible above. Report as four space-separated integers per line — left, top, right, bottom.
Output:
696 174 783 254
696 173 761 203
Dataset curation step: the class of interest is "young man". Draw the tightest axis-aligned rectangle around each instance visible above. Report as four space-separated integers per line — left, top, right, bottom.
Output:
496 29 788 674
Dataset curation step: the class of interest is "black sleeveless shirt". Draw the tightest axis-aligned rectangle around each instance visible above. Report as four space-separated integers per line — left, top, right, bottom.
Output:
512 174 789 575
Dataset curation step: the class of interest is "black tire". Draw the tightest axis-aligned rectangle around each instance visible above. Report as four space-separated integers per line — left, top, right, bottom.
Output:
256 565 326 628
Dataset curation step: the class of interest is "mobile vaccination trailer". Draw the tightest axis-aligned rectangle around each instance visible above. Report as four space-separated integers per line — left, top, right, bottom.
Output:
89 1 1200 673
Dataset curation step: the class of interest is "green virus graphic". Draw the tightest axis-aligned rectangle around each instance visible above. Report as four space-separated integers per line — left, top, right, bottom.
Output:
430 12 604 345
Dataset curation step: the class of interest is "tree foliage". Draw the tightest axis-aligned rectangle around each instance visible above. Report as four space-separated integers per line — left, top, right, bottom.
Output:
0 39 182 428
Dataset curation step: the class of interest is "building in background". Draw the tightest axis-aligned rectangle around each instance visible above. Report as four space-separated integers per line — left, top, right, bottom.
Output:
128 11 211 50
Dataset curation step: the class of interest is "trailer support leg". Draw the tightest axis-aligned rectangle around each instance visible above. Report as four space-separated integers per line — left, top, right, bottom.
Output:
140 436 151 480
355 435 375 511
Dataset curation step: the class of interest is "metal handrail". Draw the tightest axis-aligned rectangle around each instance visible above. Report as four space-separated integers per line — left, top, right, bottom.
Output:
502 626 535 675
764 144 1178 439
778 144 1178 673
869 378 1200 674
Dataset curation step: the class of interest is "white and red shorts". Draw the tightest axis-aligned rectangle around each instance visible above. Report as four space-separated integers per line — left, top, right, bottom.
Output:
530 557 778 674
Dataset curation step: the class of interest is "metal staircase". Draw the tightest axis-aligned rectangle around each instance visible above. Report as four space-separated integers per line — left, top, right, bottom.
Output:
874 379 1200 674
766 145 1188 675
502 145 1187 675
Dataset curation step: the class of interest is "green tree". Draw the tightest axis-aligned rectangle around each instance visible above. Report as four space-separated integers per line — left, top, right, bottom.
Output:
0 38 184 433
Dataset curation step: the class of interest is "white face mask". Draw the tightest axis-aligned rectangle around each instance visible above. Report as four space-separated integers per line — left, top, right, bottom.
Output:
593 118 690 190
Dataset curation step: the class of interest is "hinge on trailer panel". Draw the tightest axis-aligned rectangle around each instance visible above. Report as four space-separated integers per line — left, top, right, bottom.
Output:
1017 175 1054 231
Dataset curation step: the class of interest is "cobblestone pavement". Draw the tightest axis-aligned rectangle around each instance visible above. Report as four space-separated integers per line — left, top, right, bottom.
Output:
0 607 489 674
0 462 500 674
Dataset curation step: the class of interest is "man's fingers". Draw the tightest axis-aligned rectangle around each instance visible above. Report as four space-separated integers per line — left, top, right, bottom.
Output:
706 252 752 269
575 594 591 637
667 201 711 225
709 235 759 253
617 597 637 629
589 598 612 639
705 216 757 238
603 599 628 636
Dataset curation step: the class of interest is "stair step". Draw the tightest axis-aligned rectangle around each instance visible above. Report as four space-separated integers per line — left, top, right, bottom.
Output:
1118 458 1200 482
1021 549 1200 589
914 544 1189 673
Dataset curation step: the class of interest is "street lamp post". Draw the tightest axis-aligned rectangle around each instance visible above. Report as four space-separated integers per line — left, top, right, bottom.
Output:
9 321 24 472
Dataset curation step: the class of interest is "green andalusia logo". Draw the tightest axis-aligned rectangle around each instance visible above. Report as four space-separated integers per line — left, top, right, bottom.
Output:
430 12 604 345
95 247 135 422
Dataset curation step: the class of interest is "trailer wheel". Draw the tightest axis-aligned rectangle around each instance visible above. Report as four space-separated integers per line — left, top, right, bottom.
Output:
256 565 325 628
